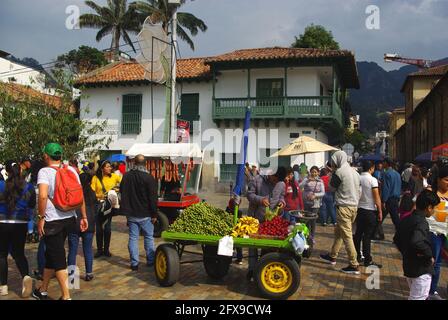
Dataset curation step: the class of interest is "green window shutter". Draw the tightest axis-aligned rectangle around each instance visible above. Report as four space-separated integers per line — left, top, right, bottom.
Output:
220 153 238 182
122 94 142 134
180 94 200 133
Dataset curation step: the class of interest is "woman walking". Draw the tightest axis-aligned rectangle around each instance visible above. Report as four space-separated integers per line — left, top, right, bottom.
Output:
283 168 304 223
68 171 96 281
300 166 325 240
91 161 121 258
0 161 36 297
319 167 337 226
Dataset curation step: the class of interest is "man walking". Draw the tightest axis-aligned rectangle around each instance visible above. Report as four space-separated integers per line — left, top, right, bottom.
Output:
374 157 402 240
353 161 383 267
120 154 158 271
320 151 361 274
33 143 87 300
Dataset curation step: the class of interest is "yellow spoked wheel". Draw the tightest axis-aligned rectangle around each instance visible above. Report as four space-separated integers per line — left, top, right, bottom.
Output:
260 262 293 293
155 251 168 280
255 252 300 300
154 244 180 287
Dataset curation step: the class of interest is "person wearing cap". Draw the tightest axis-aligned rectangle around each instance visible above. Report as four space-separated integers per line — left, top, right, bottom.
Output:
19 157 32 183
373 157 402 241
32 143 88 301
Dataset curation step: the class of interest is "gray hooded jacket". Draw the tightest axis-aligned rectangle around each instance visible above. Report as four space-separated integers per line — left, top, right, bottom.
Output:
330 151 361 207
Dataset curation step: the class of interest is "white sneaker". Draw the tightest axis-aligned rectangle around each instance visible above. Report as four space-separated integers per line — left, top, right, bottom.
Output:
22 276 33 298
0 285 8 296
428 292 445 300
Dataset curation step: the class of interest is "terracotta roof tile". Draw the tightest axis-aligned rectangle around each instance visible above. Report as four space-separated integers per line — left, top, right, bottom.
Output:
409 64 448 77
75 47 359 88
0 82 63 109
205 47 355 63
75 58 210 87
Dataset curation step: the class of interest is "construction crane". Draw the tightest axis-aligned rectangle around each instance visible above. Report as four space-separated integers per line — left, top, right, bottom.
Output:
384 53 434 69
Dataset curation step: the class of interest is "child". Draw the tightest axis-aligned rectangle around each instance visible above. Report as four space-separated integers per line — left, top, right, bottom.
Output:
393 189 440 300
399 191 415 221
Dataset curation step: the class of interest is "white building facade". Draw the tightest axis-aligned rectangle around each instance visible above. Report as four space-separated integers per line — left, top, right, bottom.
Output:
76 47 359 189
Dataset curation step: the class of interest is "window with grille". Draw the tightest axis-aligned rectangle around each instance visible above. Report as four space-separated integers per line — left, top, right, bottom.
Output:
122 94 142 135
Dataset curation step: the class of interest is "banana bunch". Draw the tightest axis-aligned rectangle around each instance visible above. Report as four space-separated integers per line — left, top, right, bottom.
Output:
231 216 259 238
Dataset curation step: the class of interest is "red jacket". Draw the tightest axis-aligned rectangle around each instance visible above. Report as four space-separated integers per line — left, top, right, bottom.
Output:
284 180 304 212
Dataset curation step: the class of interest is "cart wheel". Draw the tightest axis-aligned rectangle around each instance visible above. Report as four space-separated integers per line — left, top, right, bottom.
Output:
155 244 180 287
153 211 169 238
255 252 300 300
202 246 232 280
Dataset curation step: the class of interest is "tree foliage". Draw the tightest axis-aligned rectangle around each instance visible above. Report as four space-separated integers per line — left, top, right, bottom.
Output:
0 70 111 162
292 24 340 50
56 46 108 75
131 0 207 50
344 128 371 154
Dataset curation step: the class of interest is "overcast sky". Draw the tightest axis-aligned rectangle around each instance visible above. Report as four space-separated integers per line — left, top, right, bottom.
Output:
1 0 447 70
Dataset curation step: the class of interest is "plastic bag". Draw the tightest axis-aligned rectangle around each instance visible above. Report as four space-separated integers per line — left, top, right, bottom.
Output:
218 235 234 257
290 232 308 255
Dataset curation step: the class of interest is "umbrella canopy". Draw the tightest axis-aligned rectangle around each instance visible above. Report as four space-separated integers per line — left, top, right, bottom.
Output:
270 136 339 157
415 152 432 162
359 154 384 162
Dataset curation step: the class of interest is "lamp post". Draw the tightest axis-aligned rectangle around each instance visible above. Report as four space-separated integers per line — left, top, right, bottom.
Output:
168 0 180 143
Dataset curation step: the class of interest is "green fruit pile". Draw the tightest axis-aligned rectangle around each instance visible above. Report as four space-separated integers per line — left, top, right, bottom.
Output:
168 202 234 236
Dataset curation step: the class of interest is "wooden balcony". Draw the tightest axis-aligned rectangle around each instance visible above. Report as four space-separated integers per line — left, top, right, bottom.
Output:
212 96 343 126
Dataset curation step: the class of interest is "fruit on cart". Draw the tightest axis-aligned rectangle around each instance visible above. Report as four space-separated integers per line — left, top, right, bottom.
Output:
231 216 259 237
265 206 281 221
168 202 233 236
258 216 290 239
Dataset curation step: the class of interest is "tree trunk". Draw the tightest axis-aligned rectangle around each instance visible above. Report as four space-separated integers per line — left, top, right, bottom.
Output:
111 28 120 61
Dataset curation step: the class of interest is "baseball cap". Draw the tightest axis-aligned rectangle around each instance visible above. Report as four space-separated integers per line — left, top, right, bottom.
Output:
43 143 63 157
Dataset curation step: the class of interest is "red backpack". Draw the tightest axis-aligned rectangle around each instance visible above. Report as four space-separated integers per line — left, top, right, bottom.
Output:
48 166 84 211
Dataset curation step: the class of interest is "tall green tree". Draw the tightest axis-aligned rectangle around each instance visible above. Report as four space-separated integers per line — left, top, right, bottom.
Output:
79 0 141 55
292 24 340 50
56 46 108 75
0 70 111 161
131 0 207 50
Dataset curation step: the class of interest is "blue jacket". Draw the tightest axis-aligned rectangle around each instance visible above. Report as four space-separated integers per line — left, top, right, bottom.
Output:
381 168 401 202
0 181 36 222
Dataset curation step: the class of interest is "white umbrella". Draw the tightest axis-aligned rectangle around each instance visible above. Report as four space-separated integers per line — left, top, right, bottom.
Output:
270 136 339 160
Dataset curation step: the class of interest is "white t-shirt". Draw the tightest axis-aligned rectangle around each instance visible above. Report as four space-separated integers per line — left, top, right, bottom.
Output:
358 172 379 211
37 165 79 222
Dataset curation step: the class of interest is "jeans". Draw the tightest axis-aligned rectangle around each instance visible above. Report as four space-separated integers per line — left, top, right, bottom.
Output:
127 217 155 267
37 240 46 274
96 210 112 253
430 233 445 294
282 211 297 224
0 223 29 285
353 208 378 263
67 232 94 275
375 197 400 239
320 192 336 224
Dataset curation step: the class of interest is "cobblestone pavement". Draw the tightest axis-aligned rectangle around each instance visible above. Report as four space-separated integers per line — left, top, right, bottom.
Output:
1 192 447 300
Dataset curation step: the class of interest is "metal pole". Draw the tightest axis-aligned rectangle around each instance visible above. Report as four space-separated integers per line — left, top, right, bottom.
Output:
170 9 178 143
151 36 154 143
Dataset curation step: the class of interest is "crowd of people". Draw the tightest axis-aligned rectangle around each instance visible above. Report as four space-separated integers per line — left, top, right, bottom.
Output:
244 151 447 300
0 143 446 300
0 143 157 300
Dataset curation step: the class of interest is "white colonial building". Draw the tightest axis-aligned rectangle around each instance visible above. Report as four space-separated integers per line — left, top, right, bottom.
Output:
0 50 52 94
75 47 359 190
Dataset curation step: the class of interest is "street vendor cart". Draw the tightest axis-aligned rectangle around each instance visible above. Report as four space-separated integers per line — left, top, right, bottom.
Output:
154 210 315 300
125 143 203 237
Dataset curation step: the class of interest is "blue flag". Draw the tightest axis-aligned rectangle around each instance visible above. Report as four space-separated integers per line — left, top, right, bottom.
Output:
233 107 251 196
